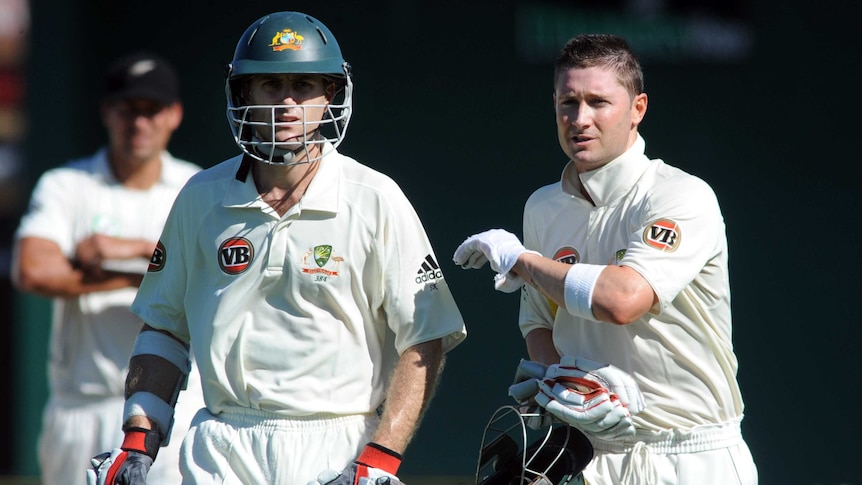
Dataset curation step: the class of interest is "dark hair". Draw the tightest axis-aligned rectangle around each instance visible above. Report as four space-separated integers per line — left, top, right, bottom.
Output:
554 34 644 99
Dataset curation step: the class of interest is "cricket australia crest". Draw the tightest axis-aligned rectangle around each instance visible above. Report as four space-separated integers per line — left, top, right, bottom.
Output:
301 244 343 278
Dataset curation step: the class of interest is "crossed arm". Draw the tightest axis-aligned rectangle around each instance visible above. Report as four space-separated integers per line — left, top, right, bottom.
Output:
12 235 156 297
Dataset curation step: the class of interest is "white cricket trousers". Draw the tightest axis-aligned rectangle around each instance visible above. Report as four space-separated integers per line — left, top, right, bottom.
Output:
581 419 758 485
180 406 379 484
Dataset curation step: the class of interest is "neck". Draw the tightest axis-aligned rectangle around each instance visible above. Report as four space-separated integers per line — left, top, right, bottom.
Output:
253 159 321 215
108 151 162 189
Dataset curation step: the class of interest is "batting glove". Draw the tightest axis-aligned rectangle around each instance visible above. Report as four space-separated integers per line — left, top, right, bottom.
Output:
453 229 541 292
544 356 645 415
508 359 547 403
507 359 554 429
535 376 636 440
86 427 159 485
308 443 404 485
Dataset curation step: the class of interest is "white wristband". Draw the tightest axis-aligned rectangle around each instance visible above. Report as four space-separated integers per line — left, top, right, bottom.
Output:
564 263 605 321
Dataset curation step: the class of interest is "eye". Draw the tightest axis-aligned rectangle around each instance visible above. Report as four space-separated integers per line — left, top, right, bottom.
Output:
557 97 577 107
293 79 319 92
259 77 283 90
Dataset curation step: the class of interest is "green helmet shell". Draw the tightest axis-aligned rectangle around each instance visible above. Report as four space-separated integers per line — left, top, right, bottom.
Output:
228 12 348 78
225 12 353 165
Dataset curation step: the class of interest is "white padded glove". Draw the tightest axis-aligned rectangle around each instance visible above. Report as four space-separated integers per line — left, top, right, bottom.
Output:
535 377 636 439
453 229 540 293
507 359 552 429
309 468 402 485
308 443 404 485
545 356 645 414
508 359 546 403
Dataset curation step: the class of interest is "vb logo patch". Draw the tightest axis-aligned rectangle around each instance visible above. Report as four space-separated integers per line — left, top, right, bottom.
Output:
148 241 167 272
218 237 254 274
553 247 579 265
643 219 681 252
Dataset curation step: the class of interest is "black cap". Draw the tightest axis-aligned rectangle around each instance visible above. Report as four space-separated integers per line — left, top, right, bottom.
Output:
103 52 180 104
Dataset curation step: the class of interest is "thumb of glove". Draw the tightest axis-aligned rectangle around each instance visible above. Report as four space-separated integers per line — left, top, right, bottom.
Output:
308 469 341 485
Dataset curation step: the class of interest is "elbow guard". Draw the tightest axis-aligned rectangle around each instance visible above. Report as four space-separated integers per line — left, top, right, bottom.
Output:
123 329 191 447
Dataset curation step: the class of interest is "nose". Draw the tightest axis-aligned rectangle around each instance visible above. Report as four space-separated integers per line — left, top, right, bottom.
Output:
280 92 300 105
572 102 591 129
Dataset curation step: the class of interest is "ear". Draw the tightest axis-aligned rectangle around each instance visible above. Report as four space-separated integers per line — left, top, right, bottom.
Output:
631 92 647 127
166 103 184 130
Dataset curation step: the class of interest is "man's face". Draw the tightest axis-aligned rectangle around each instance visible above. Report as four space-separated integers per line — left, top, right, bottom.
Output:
102 98 182 163
245 73 333 145
554 66 646 173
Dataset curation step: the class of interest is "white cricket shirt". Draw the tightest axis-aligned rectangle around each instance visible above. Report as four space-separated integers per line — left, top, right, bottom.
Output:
131 145 466 416
15 149 201 397
520 135 744 432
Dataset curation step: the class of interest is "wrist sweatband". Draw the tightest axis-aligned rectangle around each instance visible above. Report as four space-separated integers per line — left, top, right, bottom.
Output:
356 442 403 474
564 263 604 321
121 426 161 461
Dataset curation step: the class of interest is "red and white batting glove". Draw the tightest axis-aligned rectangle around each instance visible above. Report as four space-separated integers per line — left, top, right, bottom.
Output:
86 427 159 485
309 443 404 485
544 356 646 414
535 376 636 440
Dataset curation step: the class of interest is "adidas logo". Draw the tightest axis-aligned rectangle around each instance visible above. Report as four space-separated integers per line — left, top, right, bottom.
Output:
415 254 444 284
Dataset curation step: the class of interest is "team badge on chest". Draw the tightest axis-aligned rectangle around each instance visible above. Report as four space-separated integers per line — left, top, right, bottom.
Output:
218 237 254 274
301 244 343 279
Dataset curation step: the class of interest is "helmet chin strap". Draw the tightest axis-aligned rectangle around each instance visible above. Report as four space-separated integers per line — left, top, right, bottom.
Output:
252 130 322 166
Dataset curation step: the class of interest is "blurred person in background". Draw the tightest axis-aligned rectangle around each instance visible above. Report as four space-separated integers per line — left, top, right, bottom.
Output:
11 51 204 484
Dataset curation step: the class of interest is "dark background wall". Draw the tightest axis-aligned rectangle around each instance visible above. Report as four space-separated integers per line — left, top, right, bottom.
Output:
4 1 859 483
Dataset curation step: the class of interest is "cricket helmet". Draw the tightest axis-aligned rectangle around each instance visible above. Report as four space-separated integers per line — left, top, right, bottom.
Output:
476 406 594 485
225 11 353 165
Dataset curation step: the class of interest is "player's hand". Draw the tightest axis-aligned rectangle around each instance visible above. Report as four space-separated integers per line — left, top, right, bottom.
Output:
507 359 552 429
452 229 528 274
86 449 153 485
308 443 404 485
535 374 636 439
86 427 159 485
452 229 540 292
545 356 645 414
508 359 546 403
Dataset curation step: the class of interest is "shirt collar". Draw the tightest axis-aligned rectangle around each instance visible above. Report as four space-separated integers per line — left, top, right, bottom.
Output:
95 147 177 185
301 143 340 213
561 134 650 206
225 143 341 214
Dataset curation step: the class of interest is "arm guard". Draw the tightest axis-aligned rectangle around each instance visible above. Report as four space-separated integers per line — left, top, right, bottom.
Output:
123 329 191 447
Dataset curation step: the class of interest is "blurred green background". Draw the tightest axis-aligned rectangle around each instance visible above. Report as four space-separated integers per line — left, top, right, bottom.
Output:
1 0 858 483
